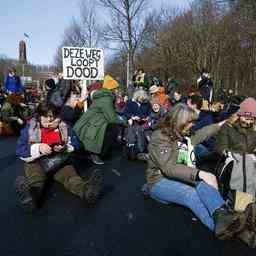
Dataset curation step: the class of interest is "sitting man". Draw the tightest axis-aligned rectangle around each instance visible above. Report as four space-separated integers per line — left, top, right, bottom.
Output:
215 97 256 248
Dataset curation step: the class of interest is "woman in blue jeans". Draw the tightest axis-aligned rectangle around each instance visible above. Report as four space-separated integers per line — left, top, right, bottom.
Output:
145 103 255 243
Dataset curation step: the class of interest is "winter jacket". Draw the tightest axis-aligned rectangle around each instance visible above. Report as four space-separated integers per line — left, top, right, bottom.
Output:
215 122 256 154
16 120 80 163
191 110 215 150
123 99 151 120
215 122 256 195
146 124 221 186
144 108 167 130
4 75 23 93
73 88 122 154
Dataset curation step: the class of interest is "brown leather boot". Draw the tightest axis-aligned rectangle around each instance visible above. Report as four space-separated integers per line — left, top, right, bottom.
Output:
237 229 256 248
214 207 247 240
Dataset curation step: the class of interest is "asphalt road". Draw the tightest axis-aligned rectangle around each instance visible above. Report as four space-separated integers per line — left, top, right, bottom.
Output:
0 136 255 256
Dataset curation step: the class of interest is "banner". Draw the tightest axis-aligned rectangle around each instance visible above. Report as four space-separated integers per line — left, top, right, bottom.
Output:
62 47 104 80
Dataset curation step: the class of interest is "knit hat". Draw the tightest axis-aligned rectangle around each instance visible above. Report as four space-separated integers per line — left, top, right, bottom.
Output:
149 85 159 94
237 97 256 117
103 75 119 90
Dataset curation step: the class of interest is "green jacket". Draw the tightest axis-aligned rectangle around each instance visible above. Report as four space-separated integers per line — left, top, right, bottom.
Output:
1 102 16 122
146 124 221 185
215 122 256 154
73 88 120 154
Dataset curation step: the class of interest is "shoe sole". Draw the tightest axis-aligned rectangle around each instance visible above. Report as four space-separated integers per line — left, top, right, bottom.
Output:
14 176 36 213
84 169 104 205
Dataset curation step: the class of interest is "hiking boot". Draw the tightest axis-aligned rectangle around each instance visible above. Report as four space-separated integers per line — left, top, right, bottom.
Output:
14 176 37 213
83 169 104 205
90 154 104 165
214 207 247 240
237 229 256 248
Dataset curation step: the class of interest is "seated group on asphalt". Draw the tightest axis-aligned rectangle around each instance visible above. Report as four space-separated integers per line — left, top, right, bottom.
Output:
1 68 256 248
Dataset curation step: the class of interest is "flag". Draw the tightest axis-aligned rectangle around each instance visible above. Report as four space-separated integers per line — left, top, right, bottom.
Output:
24 33 29 38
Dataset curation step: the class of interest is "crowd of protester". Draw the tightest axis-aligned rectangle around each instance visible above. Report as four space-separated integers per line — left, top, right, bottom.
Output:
0 66 256 248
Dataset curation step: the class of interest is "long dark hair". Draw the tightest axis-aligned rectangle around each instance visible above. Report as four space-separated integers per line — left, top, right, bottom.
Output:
34 101 61 126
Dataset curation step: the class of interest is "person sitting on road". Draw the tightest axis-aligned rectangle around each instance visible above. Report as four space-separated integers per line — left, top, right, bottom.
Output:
215 98 256 209
15 102 103 213
0 93 27 135
149 85 171 111
123 89 151 160
170 89 186 106
143 103 256 246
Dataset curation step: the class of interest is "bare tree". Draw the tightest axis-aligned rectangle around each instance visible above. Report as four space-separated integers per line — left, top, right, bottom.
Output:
97 0 149 72
53 0 102 69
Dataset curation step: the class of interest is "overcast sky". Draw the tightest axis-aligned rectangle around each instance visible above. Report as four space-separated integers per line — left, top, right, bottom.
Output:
0 0 191 65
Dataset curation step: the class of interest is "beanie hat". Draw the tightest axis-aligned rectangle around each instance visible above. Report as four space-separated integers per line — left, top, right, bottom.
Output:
237 97 256 117
103 75 119 90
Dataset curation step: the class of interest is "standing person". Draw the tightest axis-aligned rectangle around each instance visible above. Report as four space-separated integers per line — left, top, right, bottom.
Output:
4 68 23 94
134 69 149 90
197 69 213 103
144 103 256 245
15 102 103 213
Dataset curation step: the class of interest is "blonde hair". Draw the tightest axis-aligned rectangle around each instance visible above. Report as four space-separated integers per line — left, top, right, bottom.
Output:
159 103 198 140
132 88 149 101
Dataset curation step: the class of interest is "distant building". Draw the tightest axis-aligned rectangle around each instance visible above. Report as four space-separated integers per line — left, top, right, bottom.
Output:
19 40 27 64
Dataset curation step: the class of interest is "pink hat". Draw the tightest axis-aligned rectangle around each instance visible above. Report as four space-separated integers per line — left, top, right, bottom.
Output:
237 97 256 117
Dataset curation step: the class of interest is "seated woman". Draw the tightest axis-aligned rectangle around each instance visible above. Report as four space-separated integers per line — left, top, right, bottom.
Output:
15 102 103 213
144 103 255 245
123 89 151 159
144 101 167 142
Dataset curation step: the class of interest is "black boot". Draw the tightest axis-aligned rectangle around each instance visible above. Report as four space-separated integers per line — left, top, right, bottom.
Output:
14 176 37 213
83 169 104 205
90 154 104 165
214 206 247 240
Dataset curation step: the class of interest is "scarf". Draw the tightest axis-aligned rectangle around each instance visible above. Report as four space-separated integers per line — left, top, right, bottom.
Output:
28 118 68 145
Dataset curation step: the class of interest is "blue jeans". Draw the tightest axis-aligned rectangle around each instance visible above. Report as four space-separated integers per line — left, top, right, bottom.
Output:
150 179 225 231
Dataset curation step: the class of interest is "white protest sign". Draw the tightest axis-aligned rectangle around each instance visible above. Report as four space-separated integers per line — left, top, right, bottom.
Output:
62 47 104 80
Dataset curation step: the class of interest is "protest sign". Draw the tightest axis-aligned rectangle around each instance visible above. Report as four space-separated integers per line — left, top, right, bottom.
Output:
62 47 104 80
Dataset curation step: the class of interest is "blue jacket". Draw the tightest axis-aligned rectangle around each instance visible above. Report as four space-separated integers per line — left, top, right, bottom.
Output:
16 123 80 162
4 75 23 93
191 111 213 132
123 100 151 119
